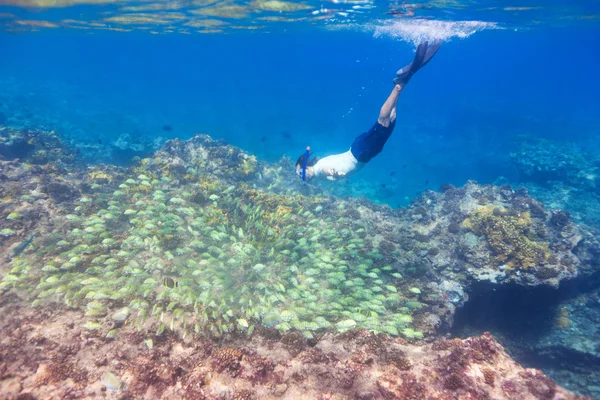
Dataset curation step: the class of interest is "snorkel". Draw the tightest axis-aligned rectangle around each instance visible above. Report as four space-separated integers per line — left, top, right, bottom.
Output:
301 146 310 182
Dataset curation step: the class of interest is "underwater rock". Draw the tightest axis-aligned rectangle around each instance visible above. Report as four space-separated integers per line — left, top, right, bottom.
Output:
511 137 600 234
0 296 588 399
509 135 600 231
110 133 163 166
0 126 76 166
522 287 600 397
510 135 600 189
389 181 600 288
522 179 600 230
146 134 261 183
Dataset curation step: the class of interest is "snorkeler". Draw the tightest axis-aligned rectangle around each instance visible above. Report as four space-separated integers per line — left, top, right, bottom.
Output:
296 40 441 182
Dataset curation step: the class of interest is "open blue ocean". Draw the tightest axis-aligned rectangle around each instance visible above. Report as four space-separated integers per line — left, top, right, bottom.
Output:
1 1 600 399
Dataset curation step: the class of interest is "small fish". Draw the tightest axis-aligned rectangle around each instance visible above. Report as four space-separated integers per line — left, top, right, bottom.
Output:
390 171 396 176
75 148 81 155
261 313 280 327
162 125 173 132
386 9 405 16
11 234 34 258
101 371 122 391
425 180 429 186
162 277 178 289
260 136 268 143
98 139 102 144
386 6 415 17
280 130 292 140
111 307 130 322
381 183 387 188
402 164 407 169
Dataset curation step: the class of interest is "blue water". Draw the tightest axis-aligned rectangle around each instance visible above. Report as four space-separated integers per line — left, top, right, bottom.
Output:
1 5 599 206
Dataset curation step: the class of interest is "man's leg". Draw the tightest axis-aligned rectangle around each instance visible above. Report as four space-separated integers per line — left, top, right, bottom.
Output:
351 84 403 163
377 84 403 127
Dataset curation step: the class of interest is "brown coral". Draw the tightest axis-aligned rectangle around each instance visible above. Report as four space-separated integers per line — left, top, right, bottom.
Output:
482 367 495 386
214 347 243 376
468 332 499 363
280 332 307 357
127 355 180 396
334 363 357 389
432 338 462 351
386 349 412 371
37 361 88 388
337 329 389 356
501 379 520 397
299 347 334 364
243 351 275 383
181 367 210 399
377 372 427 400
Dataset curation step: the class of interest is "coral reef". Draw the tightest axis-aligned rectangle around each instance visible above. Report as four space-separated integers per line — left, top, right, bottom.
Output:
0 296 587 399
1 131 599 344
1 132 429 342
449 275 600 398
522 181 600 229
0 128 127 272
109 133 164 166
461 205 551 270
1 128 599 399
510 136 599 189
0 126 76 166
390 183 600 288
509 136 600 229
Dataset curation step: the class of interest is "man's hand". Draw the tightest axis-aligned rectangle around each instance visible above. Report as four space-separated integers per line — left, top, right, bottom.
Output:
326 169 346 180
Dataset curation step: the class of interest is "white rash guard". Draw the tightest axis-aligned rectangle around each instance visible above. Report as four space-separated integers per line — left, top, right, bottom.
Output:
313 149 365 181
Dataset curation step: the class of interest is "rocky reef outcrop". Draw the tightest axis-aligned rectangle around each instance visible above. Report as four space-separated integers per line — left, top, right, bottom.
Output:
520 286 600 398
392 182 600 288
0 294 588 399
0 126 76 165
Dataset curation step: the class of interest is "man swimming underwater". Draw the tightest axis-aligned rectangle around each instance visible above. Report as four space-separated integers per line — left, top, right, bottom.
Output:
296 41 441 182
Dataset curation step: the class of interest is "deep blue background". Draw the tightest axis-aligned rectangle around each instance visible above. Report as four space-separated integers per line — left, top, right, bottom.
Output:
1 25 599 205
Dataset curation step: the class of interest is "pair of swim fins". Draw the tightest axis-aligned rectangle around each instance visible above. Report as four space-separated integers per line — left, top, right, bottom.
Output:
393 40 442 86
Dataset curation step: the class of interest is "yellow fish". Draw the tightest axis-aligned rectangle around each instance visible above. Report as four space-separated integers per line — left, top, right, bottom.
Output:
101 371 122 391
162 277 178 289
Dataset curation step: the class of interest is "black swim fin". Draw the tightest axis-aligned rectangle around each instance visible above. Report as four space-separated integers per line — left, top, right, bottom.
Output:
393 40 441 86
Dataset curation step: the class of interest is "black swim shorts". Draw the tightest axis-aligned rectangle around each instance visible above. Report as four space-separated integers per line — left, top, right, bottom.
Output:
350 121 396 163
